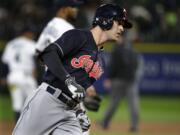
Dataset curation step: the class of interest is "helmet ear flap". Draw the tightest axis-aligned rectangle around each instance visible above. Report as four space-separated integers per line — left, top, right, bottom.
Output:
93 17 113 30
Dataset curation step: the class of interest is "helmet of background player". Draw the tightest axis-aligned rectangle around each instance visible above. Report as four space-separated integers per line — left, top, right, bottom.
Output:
92 3 132 30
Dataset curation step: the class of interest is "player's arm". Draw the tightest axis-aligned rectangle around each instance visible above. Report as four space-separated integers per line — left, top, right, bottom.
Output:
40 30 86 81
40 44 69 81
40 44 85 102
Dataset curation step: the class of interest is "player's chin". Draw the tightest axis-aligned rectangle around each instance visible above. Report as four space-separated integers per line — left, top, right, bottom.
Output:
113 35 121 41
109 34 121 41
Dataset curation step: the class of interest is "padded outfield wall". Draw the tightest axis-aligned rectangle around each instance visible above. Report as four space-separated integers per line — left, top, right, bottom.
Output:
94 43 180 95
0 42 180 94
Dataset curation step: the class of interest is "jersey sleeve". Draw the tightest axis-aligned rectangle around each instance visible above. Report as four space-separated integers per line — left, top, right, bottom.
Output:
41 44 70 81
1 43 12 64
53 30 86 57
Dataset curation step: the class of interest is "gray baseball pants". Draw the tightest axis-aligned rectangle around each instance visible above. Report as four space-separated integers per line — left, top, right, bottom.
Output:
102 79 139 129
12 82 82 135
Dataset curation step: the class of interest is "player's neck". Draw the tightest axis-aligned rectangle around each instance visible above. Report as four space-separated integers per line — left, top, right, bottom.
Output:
90 26 107 48
56 8 68 20
22 32 34 40
56 13 67 20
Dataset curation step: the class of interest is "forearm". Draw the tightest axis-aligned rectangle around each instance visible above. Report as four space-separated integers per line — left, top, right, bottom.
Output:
41 44 85 102
41 45 70 81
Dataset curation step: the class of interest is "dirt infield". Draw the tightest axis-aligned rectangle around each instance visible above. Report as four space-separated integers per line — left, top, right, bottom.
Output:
1 121 180 135
0 121 14 135
91 121 180 135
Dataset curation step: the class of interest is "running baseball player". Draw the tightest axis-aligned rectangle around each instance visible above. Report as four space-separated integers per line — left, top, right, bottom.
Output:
36 1 101 134
1 24 38 122
12 3 132 135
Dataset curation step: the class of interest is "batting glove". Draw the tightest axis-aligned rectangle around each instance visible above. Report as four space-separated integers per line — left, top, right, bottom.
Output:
65 76 85 102
76 110 91 132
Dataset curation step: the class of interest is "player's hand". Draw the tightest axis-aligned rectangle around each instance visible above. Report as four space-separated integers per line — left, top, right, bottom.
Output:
65 76 85 102
83 94 102 112
76 110 91 132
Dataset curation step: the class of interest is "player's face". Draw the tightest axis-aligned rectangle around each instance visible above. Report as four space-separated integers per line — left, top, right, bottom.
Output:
66 7 78 20
106 21 124 41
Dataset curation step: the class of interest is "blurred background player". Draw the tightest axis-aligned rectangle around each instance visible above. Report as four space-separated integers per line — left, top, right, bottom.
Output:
36 0 84 54
99 32 144 132
1 22 38 123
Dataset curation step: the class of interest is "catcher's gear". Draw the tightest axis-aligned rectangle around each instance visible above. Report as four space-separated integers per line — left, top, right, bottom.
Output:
76 109 91 132
65 76 85 102
92 3 132 30
83 94 102 112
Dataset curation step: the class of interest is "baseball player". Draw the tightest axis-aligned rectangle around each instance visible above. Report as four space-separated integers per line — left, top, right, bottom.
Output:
99 34 142 132
35 1 98 134
36 1 101 134
12 3 132 135
1 24 38 122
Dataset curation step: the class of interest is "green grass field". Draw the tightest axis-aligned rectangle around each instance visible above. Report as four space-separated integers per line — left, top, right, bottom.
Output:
0 94 180 135
88 95 180 122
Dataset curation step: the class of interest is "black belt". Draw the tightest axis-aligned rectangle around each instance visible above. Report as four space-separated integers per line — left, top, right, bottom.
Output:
46 86 77 108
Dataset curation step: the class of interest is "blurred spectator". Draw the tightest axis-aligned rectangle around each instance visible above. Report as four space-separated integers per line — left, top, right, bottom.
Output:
0 7 8 20
1 22 38 122
99 33 144 132
130 5 152 32
0 8 15 40
0 0 180 43
78 0 102 28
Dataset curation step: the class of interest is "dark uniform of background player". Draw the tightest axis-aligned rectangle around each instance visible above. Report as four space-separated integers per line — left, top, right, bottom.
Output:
100 33 143 132
12 3 132 135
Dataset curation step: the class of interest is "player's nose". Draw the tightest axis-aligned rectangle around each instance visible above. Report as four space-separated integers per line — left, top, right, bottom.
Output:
119 25 124 32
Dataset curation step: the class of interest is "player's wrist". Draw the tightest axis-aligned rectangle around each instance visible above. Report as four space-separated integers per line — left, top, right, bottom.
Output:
65 75 74 86
65 75 85 102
